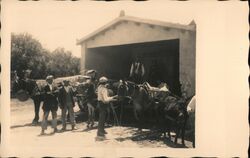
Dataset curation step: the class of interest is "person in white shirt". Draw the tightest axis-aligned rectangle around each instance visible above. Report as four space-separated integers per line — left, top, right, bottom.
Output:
96 76 117 137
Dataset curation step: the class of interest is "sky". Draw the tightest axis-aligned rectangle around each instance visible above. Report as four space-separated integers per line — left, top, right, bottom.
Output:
5 0 202 57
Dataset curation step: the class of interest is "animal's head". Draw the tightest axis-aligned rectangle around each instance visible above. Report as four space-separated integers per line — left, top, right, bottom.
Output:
25 79 39 95
121 81 136 97
117 80 128 97
176 110 186 124
108 89 114 96
164 96 177 104
164 96 187 112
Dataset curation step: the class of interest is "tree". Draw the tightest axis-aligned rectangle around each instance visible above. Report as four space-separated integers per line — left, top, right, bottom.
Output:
11 33 80 79
46 48 80 78
11 33 46 78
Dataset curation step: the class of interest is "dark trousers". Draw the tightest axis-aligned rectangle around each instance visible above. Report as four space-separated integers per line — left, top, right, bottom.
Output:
97 101 107 136
32 96 42 122
61 104 75 128
41 110 57 130
87 101 95 125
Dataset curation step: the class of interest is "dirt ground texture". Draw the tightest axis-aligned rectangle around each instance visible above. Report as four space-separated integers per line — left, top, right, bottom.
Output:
10 98 193 150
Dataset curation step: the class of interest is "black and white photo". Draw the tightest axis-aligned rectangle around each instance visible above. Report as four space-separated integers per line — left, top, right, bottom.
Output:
0 1 248 157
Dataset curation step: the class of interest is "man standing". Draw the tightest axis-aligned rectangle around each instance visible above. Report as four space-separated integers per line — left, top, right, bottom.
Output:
96 76 117 138
85 69 97 128
40 75 59 135
58 80 77 131
129 57 145 84
75 75 89 111
85 77 96 128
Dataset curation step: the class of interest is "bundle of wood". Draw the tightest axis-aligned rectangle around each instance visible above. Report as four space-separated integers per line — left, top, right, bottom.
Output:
36 75 83 88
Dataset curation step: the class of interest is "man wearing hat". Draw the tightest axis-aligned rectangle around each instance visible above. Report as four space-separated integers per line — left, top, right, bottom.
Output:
85 76 97 128
96 76 117 138
58 80 77 131
41 75 59 135
75 75 89 111
86 69 97 80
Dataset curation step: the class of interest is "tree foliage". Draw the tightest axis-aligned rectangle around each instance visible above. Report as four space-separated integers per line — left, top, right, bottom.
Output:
48 48 80 77
11 33 80 79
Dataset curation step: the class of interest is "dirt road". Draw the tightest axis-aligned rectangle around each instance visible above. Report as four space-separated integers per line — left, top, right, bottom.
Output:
10 98 193 152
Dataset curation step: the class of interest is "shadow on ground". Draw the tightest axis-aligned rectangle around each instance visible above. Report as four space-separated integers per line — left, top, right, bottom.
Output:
114 128 189 148
11 120 62 129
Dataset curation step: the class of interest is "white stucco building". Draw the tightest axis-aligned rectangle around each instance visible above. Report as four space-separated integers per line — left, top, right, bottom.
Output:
77 12 196 97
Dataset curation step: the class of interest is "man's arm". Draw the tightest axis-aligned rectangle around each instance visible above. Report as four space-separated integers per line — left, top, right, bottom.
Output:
102 88 116 103
129 63 134 77
44 85 51 94
57 88 63 104
141 64 145 76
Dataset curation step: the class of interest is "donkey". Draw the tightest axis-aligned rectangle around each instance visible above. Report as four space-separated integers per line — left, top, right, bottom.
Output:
157 96 189 146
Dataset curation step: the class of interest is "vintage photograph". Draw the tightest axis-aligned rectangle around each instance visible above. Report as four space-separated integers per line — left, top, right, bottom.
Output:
8 2 196 150
0 0 249 158
5 0 199 152
2 0 249 157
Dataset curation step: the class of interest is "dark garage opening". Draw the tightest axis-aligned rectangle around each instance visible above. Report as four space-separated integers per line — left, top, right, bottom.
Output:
86 39 181 95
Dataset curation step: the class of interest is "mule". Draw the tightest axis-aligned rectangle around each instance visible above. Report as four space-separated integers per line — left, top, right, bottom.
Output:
116 81 156 130
121 81 190 145
13 77 44 125
156 96 189 146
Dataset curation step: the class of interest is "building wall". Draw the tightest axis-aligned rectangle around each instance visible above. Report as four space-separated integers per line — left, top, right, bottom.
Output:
85 21 183 48
179 30 196 97
80 21 196 96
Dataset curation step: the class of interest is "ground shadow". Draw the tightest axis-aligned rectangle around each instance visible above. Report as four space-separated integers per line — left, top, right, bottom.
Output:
37 132 58 137
11 119 63 129
115 127 189 148
11 122 41 129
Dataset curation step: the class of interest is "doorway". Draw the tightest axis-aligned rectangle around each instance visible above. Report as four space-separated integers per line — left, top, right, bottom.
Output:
86 39 180 95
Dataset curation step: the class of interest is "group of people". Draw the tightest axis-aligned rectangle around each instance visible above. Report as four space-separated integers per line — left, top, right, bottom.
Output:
39 71 118 140
15 56 190 141
40 75 75 135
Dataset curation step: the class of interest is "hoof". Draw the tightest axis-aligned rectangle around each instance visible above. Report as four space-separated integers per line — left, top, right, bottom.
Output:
174 140 178 144
32 120 39 125
91 123 94 128
39 130 45 136
182 141 185 146
95 136 106 141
